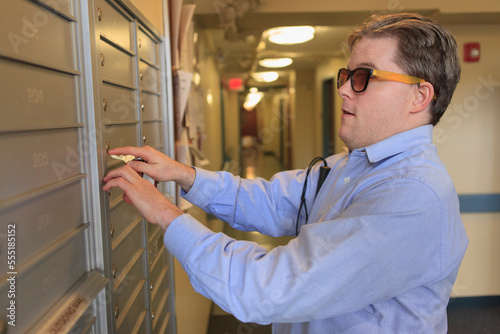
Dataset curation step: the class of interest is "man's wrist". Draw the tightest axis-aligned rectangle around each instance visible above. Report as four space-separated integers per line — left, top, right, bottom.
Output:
159 206 185 232
178 165 196 193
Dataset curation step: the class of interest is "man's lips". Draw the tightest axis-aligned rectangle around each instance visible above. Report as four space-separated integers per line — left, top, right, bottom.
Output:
342 109 355 116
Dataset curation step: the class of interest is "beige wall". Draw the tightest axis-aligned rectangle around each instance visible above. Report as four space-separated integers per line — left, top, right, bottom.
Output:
435 24 500 193
435 24 500 297
292 69 317 169
172 27 225 334
129 0 164 32
223 90 241 173
315 57 348 155
286 71 296 169
173 207 212 334
172 23 225 334
198 30 223 171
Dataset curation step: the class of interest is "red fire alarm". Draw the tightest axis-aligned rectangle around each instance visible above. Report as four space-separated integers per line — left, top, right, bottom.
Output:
464 42 480 62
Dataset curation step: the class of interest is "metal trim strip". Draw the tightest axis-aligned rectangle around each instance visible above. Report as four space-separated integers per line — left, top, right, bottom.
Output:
158 311 171 334
0 223 89 284
0 173 86 211
100 34 136 57
27 270 108 334
150 246 167 273
111 217 143 250
116 280 146 330
140 88 161 96
130 309 147 334
102 77 137 90
139 57 159 70
113 247 145 290
110 195 125 210
0 54 81 76
104 120 140 126
148 224 161 244
151 288 169 331
0 123 85 134
150 266 168 302
32 0 78 22
142 119 163 124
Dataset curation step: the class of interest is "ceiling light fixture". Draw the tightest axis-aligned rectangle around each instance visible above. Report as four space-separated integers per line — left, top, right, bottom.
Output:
244 87 264 110
266 26 315 45
259 57 293 68
252 71 279 83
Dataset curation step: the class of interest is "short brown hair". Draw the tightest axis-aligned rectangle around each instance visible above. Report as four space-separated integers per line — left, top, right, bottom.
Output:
346 13 461 125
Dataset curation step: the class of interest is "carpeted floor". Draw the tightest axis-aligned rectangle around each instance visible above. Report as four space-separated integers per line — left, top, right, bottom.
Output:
207 315 272 334
447 301 500 334
207 303 500 334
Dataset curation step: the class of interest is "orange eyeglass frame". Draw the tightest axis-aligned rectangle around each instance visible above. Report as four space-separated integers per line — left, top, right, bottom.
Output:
371 69 425 85
338 67 436 99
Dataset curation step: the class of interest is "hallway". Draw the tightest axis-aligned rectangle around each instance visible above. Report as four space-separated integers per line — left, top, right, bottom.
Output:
208 143 287 333
224 142 293 250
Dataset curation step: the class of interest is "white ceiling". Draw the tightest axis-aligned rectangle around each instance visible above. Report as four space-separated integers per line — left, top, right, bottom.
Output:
188 0 500 87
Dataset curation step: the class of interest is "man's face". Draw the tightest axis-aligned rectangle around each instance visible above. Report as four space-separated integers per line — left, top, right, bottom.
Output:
338 37 417 151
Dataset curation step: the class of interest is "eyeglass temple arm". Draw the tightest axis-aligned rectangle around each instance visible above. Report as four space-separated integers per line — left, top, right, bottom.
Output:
371 69 425 84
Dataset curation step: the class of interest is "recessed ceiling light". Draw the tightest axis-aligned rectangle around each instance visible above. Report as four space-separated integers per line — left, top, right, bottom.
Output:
267 26 315 45
244 88 264 110
252 71 279 83
259 58 293 68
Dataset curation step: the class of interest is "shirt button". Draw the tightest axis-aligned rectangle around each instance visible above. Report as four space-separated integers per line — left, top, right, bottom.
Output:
344 177 350 183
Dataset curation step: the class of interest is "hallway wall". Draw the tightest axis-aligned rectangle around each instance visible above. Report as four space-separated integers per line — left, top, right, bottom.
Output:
434 24 500 297
223 89 240 172
129 0 164 32
292 69 317 169
315 57 348 155
173 27 225 334
198 30 223 171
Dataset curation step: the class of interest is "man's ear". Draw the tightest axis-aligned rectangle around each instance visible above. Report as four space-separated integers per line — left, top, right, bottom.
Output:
410 82 435 114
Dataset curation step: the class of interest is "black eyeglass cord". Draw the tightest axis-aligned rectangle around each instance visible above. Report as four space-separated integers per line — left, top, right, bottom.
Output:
295 157 331 236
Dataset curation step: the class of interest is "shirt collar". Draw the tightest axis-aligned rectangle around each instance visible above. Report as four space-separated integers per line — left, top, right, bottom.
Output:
358 125 434 163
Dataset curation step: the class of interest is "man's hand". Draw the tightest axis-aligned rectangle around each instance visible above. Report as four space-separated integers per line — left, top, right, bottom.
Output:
102 164 184 231
107 146 196 192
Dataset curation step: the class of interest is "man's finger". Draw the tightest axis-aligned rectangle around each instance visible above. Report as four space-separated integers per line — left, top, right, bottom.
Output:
127 159 151 175
102 165 141 184
102 177 129 192
108 146 154 161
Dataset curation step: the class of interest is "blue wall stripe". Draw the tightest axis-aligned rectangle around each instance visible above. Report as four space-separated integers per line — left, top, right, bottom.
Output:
458 194 500 213
448 295 500 309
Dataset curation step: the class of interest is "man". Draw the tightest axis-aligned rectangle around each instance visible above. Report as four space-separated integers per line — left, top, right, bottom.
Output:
103 13 468 333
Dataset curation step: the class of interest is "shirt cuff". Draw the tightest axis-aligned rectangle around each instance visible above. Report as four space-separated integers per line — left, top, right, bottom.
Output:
163 213 213 263
181 168 219 209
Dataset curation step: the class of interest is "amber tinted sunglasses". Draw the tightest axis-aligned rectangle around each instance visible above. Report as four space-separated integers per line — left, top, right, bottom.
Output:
337 67 428 93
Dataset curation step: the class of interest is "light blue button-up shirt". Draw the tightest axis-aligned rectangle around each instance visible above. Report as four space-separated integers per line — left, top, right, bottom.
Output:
165 125 468 333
